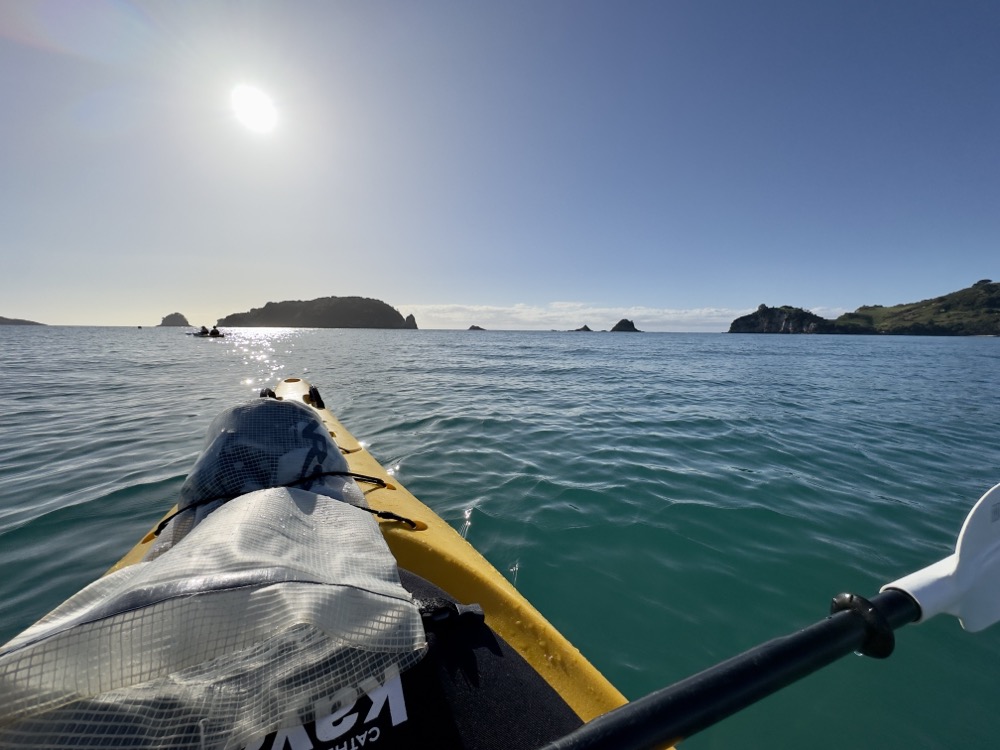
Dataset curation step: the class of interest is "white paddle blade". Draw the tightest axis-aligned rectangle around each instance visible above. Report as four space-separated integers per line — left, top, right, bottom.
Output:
882 482 1000 632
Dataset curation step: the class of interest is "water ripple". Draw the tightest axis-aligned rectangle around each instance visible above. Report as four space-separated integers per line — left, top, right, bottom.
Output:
1 328 999 750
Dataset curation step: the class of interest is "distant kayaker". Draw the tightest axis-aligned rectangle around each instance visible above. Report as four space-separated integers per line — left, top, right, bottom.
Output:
199 326 209 335
209 326 221 337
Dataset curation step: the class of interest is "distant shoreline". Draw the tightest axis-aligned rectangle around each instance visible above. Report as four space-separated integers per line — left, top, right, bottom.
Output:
0 316 44 326
6 280 998 335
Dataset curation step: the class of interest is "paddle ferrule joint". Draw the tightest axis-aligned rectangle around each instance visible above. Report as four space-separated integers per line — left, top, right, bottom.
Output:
830 592 895 658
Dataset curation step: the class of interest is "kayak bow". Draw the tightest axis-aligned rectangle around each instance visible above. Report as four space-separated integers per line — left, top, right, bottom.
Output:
111 377 626 724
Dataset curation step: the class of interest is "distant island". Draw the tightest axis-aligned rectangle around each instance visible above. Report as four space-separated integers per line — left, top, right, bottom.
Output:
217 296 418 329
0 316 44 326
567 320 641 332
158 312 191 327
730 280 1000 335
611 318 642 332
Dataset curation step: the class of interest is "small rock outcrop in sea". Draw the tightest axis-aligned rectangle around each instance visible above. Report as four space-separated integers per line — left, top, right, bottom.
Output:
216 296 417 329
611 319 641 332
574 325 593 332
0 315 44 325
469 325 486 331
158 313 190 327
729 305 834 334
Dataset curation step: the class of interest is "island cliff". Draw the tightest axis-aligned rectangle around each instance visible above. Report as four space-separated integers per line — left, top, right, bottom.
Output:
730 281 1000 336
729 305 836 334
217 296 417 329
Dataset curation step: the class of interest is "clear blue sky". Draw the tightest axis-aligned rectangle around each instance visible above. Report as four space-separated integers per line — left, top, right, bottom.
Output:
1 1 996 330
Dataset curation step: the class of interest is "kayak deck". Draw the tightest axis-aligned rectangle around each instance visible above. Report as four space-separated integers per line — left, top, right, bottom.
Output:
109 377 626 723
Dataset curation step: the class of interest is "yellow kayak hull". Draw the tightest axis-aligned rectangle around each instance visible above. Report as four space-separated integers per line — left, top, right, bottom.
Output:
109 377 626 723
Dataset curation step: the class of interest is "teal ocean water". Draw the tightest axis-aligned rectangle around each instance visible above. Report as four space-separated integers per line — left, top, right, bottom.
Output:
1 326 999 748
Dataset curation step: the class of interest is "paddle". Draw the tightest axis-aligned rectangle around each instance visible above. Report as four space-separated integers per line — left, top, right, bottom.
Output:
541 481 1000 750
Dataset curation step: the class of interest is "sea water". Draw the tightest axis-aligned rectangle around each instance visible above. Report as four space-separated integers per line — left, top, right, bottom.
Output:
1 326 998 749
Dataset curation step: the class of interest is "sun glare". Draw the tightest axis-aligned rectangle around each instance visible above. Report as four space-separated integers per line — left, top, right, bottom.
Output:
230 84 278 133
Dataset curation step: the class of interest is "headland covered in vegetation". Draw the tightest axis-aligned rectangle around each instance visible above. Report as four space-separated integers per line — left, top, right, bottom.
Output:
730 280 1000 335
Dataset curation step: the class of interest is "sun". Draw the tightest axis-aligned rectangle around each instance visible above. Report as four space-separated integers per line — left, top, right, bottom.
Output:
230 84 278 133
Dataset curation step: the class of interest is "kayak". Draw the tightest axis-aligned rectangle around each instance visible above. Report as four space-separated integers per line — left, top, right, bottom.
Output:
0 377 626 750
189 332 226 338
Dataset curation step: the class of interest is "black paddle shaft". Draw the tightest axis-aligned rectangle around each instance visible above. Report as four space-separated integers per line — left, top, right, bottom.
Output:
542 588 921 750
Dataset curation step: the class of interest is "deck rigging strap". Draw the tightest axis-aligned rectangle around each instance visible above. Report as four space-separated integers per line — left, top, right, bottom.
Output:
153 469 412 537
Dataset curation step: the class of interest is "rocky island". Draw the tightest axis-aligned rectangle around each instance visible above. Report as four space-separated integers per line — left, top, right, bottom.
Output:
158 313 191 327
216 296 418 329
730 281 1000 336
611 318 642 332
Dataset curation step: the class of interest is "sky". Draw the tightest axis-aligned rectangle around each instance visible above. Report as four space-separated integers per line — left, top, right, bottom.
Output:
0 1 997 331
